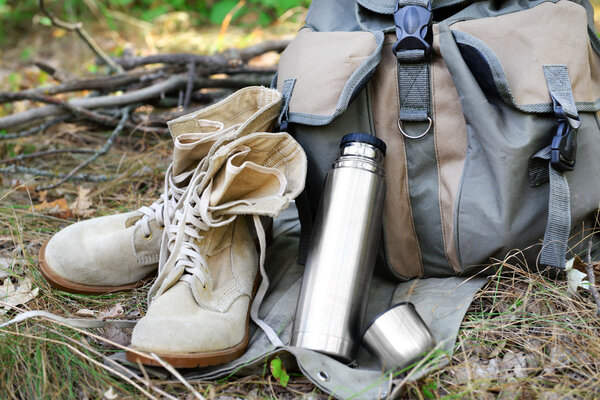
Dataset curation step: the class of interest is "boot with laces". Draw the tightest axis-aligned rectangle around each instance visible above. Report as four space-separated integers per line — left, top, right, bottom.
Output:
38 87 282 294
127 131 306 368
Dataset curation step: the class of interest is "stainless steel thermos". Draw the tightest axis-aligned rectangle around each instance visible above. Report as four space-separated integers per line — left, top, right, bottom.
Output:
291 133 387 362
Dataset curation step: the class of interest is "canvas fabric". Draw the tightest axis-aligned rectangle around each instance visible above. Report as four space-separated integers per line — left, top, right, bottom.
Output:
278 0 600 279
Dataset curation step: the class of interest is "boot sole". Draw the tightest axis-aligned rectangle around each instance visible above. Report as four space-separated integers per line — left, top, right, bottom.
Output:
38 241 156 295
125 272 261 368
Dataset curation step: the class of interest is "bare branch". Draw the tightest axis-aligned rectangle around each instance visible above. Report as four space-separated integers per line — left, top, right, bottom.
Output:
18 70 163 97
36 107 130 191
38 0 124 73
112 40 289 70
0 116 71 140
586 240 600 316
0 164 111 183
183 61 196 110
0 148 96 164
0 74 271 130
223 39 290 63
0 74 186 129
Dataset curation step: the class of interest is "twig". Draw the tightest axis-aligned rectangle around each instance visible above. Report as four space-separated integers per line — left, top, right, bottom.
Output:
0 148 96 164
0 116 71 140
585 240 600 316
0 164 111 182
112 40 289 70
36 107 130 191
38 0 124 73
150 353 206 400
183 60 196 110
19 69 162 97
33 60 74 82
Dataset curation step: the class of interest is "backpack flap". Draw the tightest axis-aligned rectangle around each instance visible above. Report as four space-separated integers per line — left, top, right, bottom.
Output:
276 28 384 264
438 0 600 270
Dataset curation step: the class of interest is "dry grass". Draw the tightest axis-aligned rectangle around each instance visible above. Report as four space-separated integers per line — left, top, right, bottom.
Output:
2 120 600 399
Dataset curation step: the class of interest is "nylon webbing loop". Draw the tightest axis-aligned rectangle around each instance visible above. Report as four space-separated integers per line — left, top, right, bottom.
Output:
393 0 432 132
278 78 296 131
532 146 571 269
533 65 579 269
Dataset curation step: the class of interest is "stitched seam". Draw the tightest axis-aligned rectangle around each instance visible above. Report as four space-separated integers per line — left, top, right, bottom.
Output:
397 59 424 276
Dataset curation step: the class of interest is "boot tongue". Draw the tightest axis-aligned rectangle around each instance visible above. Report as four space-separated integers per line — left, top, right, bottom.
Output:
171 121 233 177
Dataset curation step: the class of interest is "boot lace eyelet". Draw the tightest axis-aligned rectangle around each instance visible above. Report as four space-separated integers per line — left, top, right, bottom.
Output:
143 232 153 241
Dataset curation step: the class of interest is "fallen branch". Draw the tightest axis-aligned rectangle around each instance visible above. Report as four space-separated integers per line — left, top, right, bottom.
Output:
0 165 111 183
0 116 71 140
36 107 131 191
0 74 272 130
39 0 123 73
183 60 196 110
0 148 96 164
112 40 289 70
17 70 162 97
586 240 600 316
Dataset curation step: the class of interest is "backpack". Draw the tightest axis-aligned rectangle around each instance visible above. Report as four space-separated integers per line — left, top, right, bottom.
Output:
275 0 600 280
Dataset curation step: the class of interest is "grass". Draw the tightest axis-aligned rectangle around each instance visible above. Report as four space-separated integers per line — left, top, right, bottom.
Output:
1 122 599 399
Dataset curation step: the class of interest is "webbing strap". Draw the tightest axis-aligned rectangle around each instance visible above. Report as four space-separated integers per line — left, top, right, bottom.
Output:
277 78 296 130
395 0 431 125
543 65 578 119
399 0 429 5
532 146 571 269
533 65 579 269
397 59 430 122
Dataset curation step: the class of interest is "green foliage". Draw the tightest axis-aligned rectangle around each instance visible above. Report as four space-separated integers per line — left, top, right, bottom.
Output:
269 357 290 387
0 0 311 43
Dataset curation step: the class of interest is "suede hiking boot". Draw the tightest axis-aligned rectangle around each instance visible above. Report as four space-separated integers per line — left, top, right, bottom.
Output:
126 131 306 368
38 87 282 294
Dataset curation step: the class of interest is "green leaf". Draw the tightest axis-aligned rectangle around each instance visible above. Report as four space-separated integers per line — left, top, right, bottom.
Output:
38 16 52 26
8 72 21 91
209 0 243 25
269 357 290 387
140 5 171 22
86 64 99 74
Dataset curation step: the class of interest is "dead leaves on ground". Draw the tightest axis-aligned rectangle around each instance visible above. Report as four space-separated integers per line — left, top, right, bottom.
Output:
33 185 94 219
0 276 39 315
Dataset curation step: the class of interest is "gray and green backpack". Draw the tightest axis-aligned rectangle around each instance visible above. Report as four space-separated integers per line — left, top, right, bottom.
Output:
275 0 600 279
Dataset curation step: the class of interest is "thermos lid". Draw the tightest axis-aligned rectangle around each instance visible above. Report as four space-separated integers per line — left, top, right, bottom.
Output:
340 133 387 156
362 302 435 372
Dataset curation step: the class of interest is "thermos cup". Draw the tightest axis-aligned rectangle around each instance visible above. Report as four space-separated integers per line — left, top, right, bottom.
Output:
362 303 436 372
291 133 387 362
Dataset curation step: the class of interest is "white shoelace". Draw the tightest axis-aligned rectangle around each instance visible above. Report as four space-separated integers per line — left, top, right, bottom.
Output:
148 170 240 306
133 164 191 238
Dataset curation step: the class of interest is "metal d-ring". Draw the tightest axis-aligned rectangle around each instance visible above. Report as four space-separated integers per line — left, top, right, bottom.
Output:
397 117 432 139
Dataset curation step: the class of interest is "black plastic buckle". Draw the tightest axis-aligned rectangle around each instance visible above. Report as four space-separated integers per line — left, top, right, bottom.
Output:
392 1 433 56
550 95 580 172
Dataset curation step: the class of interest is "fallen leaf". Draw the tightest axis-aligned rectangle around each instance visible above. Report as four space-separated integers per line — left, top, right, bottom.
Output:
0 256 17 279
100 323 130 348
499 352 528 379
103 387 118 400
270 357 290 387
34 198 73 219
70 186 94 218
567 268 589 293
98 304 124 320
75 308 96 317
0 277 39 314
